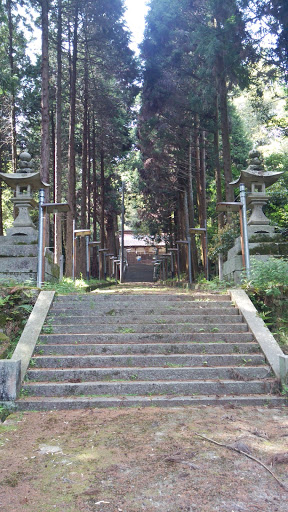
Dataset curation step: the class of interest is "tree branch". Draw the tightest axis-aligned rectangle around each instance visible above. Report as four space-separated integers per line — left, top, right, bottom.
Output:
195 432 288 492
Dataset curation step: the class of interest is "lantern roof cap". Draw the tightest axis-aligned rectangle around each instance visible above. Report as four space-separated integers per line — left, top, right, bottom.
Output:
230 148 283 188
0 171 49 190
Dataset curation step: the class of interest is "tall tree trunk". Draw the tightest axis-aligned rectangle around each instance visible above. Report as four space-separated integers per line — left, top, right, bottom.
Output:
79 32 89 277
214 93 224 230
91 114 98 277
65 0 79 276
194 118 207 270
54 0 63 265
40 0 50 259
200 130 208 276
106 211 116 255
6 0 17 172
87 112 91 229
99 148 105 278
51 107 55 195
114 211 119 256
177 191 187 274
194 117 203 228
0 144 3 235
41 0 50 186
80 35 88 232
217 54 233 203
187 130 199 278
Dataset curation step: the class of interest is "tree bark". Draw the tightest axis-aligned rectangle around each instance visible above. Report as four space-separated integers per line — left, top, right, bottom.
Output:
194 118 203 228
65 0 79 276
79 31 89 277
217 54 234 203
187 130 199 278
214 92 224 230
200 130 208 276
80 34 88 232
0 144 3 235
106 211 116 256
6 0 17 173
87 112 91 229
40 0 50 187
99 149 105 278
91 114 98 277
177 191 187 274
194 118 207 271
54 0 63 265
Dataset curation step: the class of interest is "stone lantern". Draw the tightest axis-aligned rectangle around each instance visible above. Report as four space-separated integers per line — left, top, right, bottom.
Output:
0 151 60 284
0 151 49 238
230 149 283 228
222 149 288 283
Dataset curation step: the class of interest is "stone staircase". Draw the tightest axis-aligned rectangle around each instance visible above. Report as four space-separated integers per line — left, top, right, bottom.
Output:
16 290 282 410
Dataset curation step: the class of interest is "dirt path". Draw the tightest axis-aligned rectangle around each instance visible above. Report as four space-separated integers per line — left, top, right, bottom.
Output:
0 406 288 512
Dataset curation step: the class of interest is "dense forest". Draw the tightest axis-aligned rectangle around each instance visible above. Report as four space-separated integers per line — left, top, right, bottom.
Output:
0 0 287 279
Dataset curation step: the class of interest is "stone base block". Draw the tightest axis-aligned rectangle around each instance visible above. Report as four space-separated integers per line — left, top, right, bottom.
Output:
0 248 59 285
6 226 38 237
223 254 271 283
0 235 38 245
0 245 38 257
0 360 21 401
247 225 276 237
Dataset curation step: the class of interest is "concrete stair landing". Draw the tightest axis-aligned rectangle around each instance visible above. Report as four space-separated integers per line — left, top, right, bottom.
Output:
16 290 283 410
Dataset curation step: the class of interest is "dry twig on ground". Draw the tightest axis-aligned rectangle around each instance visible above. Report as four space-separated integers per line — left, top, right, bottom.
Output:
195 432 288 492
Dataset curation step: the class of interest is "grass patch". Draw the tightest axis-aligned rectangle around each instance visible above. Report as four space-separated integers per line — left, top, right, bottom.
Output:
118 327 135 334
43 277 116 295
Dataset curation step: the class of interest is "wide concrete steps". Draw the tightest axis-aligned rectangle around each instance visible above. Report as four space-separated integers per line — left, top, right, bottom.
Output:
16 290 283 409
43 323 249 334
33 342 260 355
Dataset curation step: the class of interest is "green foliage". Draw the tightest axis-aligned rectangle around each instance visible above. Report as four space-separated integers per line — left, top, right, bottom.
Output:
264 156 288 226
209 217 240 262
42 277 116 295
0 406 11 423
195 276 233 291
0 286 38 359
243 257 288 294
243 257 288 351
229 103 252 172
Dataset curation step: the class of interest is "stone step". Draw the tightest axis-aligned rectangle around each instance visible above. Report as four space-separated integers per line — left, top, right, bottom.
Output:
21 379 277 397
53 293 232 303
39 332 254 343
30 353 266 368
49 307 241 317
16 394 288 411
51 300 235 310
44 323 249 335
46 314 244 325
14 288 282 410
26 365 272 382
34 341 260 356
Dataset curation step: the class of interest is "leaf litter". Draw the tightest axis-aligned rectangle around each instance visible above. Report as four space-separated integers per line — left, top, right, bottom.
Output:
0 406 288 512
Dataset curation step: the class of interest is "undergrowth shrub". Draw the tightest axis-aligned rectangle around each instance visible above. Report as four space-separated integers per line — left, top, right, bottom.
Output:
243 257 288 296
242 258 288 352
43 277 116 294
